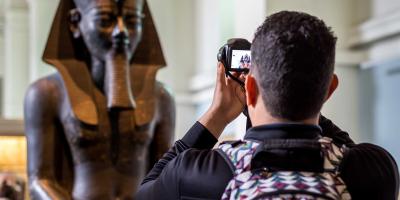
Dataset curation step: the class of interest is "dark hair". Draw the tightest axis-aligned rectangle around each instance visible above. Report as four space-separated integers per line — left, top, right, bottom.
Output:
251 11 337 120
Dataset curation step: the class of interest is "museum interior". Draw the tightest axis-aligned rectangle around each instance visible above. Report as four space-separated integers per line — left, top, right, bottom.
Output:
0 0 399 199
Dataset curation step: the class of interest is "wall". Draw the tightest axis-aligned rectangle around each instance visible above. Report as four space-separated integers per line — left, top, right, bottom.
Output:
360 61 400 162
2 0 29 119
0 26 3 78
146 0 198 139
0 0 5 78
372 0 400 17
355 0 400 168
27 0 58 82
0 15 3 115
189 0 267 140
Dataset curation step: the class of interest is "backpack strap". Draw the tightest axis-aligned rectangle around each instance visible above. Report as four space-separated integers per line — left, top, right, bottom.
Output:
319 137 351 199
217 140 261 175
319 137 348 173
218 137 348 175
219 137 351 200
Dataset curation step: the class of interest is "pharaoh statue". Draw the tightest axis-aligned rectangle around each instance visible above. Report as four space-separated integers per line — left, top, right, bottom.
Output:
24 0 175 199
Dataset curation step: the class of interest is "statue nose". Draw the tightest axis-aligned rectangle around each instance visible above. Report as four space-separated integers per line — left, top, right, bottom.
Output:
112 17 129 45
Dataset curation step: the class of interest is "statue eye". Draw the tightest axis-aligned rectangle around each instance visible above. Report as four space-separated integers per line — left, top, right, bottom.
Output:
124 15 143 29
95 13 116 28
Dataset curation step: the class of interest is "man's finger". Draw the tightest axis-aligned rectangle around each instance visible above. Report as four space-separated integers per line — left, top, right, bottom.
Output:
231 72 240 78
217 62 226 87
239 74 246 82
226 74 241 89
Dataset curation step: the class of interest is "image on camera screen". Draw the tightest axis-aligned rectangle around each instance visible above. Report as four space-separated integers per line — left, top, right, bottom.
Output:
231 50 251 69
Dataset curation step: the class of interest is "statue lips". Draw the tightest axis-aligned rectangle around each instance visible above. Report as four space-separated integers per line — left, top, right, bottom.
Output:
111 24 131 54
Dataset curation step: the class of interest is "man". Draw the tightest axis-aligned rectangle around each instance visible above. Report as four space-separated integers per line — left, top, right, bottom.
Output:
136 11 399 200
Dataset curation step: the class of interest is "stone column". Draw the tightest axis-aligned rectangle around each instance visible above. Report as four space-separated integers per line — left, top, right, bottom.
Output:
231 0 267 139
27 0 59 82
0 0 5 77
0 31 4 79
233 0 267 40
147 0 199 139
0 9 4 115
190 0 267 140
190 0 223 137
2 0 29 119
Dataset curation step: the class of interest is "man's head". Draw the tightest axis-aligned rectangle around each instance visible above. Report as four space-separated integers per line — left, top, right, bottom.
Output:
246 11 338 123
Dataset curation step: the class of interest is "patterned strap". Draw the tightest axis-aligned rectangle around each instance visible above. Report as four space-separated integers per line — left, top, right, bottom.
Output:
319 137 347 172
218 137 347 175
218 140 260 175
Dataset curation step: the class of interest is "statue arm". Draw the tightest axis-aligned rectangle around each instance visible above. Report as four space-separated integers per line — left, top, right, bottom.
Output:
24 80 71 200
150 84 176 165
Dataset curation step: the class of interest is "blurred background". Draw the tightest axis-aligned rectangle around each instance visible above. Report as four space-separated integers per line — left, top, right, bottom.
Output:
0 0 399 198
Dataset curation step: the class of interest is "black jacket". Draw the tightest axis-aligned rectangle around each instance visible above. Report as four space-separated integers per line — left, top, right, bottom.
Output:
136 117 399 200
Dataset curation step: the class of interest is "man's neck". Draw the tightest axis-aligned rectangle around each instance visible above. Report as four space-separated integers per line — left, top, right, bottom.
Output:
250 110 319 127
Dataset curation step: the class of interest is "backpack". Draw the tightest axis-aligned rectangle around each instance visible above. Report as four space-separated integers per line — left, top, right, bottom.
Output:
217 137 351 200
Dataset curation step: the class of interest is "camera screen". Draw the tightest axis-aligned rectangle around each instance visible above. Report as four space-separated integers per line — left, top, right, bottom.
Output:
231 50 251 69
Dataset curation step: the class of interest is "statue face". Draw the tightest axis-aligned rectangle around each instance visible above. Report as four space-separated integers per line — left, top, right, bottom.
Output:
68 0 146 109
75 0 145 60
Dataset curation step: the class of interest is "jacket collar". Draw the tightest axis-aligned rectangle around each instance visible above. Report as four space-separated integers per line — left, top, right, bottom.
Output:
244 123 322 141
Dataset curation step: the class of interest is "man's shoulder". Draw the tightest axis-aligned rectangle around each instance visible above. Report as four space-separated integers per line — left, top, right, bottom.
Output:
174 148 234 199
341 143 398 175
341 143 399 199
178 148 233 172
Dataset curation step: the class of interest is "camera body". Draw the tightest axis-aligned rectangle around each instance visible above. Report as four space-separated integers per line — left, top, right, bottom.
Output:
217 38 251 73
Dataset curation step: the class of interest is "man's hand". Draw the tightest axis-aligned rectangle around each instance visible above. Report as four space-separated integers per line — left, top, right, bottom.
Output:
199 63 246 138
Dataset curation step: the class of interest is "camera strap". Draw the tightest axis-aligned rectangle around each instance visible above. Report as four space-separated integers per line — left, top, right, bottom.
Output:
225 71 246 87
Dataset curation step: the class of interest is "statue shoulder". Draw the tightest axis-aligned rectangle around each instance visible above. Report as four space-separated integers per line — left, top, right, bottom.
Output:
153 81 176 135
154 81 176 116
155 81 175 105
24 73 64 113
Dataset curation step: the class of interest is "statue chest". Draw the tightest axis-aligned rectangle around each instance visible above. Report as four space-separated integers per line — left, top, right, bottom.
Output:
61 108 156 166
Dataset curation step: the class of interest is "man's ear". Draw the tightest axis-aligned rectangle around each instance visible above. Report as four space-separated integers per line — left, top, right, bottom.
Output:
245 74 258 107
69 9 82 39
325 74 339 101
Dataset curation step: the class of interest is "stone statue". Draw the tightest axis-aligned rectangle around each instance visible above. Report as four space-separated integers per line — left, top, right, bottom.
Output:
24 0 175 199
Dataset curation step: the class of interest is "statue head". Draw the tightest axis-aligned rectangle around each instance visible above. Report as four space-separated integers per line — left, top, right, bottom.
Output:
69 0 145 63
43 0 166 125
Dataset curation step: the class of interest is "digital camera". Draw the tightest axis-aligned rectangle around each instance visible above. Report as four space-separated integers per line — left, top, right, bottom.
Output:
217 38 251 74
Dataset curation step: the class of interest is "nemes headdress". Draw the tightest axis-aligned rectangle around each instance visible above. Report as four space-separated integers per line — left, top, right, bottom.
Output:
43 0 166 126
73 0 141 14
